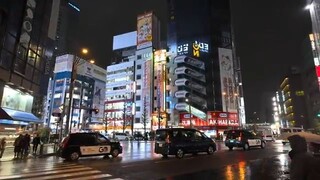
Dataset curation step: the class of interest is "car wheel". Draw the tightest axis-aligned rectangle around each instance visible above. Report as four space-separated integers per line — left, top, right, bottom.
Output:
261 141 266 149
176 148 184 159
192 152 198 156
207 146 215 155
69 151 80 161
228 146 233 151
111 149 120 158
125 137 129 141
243 143 250 151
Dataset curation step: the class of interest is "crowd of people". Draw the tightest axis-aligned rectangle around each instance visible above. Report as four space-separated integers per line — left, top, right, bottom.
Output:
0 133 42 160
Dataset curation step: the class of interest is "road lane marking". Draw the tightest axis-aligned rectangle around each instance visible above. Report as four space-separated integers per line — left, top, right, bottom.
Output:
0 167 92 179
67 174 112 180
30 170 102 180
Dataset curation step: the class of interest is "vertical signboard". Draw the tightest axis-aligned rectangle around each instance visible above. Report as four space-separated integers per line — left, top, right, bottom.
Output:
218 48 237 112
143 60 151 119
137 12 152 50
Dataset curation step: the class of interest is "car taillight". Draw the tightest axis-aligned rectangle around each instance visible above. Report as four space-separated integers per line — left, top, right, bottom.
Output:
60 137 69 148
237 133 242 141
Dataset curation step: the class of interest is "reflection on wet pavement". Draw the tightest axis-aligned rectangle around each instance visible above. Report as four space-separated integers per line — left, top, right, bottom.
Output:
166 154 291 180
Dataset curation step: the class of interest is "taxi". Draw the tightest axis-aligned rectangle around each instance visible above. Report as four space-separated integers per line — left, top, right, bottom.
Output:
57 132 122 161
225 130 266 151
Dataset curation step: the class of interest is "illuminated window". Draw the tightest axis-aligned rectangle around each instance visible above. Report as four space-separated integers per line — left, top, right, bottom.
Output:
295 90 304 96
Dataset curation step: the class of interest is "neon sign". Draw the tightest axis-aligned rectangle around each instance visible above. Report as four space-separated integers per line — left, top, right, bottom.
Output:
177 41 209 57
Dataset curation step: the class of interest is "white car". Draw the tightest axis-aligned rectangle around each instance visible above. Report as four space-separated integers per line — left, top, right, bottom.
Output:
114 133 131 141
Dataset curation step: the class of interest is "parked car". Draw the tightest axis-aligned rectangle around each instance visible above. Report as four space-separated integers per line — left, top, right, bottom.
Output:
225 130 266 151
114 132 132 141
57 132 122 161
154 128 216 159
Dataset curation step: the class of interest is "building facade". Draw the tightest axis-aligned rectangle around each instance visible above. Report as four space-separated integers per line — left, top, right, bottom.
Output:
0 0 57 134
45 54 106 133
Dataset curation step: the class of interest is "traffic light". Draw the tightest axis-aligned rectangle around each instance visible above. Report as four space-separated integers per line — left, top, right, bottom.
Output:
89 108 99 115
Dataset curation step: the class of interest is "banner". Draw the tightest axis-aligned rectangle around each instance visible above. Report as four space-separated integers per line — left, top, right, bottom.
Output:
137 12 152 50
218 48 237 112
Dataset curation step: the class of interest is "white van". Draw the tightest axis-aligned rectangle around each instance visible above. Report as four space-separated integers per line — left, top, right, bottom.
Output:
257 128 275 142
280 127 304 145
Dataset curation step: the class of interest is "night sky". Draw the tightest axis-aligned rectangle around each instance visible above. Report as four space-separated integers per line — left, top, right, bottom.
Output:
72 0 311 122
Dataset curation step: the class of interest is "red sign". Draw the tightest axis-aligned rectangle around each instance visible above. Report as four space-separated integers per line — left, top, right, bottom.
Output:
180 111 239 127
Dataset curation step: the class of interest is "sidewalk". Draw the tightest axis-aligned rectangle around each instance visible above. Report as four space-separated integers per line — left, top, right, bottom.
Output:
0 144 56 162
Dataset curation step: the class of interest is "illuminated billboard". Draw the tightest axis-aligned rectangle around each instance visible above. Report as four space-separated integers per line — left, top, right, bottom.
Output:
154 49 167 62
177 40 209 58
180 111 239 127
137 12 152 50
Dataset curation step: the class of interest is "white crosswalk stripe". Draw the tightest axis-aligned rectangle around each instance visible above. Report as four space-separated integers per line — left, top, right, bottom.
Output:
0 162 123 180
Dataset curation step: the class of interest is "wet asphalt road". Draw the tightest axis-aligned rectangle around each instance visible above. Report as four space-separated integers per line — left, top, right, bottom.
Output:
0 141 292 180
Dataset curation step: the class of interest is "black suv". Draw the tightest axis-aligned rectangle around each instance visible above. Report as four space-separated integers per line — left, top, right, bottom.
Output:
155 128 216 158
57 132 122 161
225 130 266 151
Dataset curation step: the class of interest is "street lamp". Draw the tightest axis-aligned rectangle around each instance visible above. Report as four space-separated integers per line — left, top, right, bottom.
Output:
65 48 95 135
82 48 88 55
186 98 193 128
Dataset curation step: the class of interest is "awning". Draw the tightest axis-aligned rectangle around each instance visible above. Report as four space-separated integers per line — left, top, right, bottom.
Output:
0 107 42 124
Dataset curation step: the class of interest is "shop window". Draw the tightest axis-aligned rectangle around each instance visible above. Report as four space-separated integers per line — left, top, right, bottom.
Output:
0 50 13 68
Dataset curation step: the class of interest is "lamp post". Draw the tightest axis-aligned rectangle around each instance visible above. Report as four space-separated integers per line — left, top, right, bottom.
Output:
186 99 193 128
223 92 229 129
65 48 94 135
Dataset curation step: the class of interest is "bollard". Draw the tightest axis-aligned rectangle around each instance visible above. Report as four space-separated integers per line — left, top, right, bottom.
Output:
39 144 44 156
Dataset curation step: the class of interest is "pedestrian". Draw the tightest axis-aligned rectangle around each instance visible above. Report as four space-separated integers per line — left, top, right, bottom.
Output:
21 133 31 157
32 134 41 155
288 135 320 180
0 137 6 159
13 135 23 158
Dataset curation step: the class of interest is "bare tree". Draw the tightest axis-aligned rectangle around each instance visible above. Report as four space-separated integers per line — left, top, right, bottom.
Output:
141 97 149 134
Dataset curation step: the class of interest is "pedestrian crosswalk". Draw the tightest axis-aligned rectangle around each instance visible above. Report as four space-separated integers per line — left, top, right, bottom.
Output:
0 162 124 180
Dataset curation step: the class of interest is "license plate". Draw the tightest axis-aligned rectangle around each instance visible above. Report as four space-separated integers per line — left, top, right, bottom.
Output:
230 140 234 143
159 143 163 147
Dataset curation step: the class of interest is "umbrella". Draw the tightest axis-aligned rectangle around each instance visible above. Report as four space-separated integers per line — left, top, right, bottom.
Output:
277 132 320 143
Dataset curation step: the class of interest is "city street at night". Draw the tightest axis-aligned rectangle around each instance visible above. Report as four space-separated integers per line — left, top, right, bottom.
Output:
0 141 292 180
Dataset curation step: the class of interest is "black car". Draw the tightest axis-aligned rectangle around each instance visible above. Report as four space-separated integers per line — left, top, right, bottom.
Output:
225 130 266 151
154 128 216 159
57 132 122 161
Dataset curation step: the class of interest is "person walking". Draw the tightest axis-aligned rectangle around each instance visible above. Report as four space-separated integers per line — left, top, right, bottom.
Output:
0 137 6 159
13 135 22 158
32 134 41 155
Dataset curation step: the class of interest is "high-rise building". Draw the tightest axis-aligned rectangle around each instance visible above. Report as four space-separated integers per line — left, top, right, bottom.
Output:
106 12 164 133
279 68 308 128
54 0 80 55
166 0 243 135
0 0 57 134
